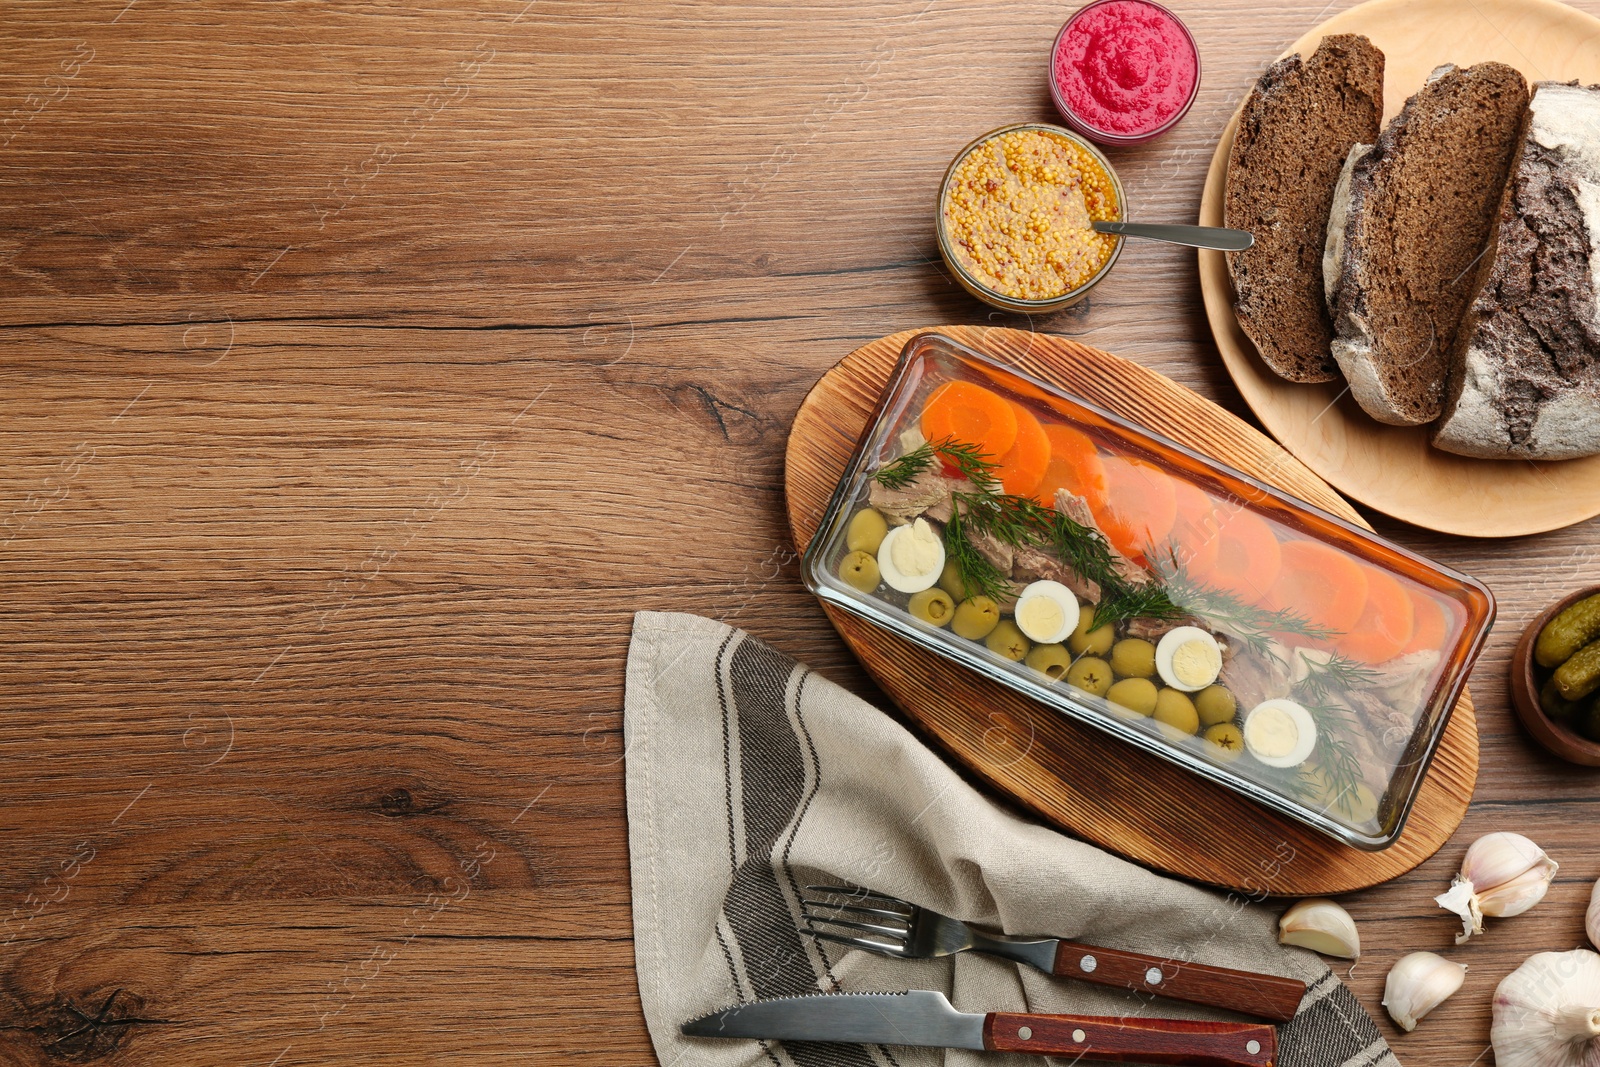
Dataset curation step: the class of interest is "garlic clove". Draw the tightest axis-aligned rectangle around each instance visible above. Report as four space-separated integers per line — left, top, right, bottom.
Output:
1491 948 1600 1067
1588 878 1599 952
1435 832 1558 944
1479 862 1558 919
1383 951 1466 1033
1278 898 1361 959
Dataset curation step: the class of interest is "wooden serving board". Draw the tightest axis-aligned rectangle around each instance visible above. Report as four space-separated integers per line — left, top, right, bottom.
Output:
1196 0 1600 538
785 325 1478 896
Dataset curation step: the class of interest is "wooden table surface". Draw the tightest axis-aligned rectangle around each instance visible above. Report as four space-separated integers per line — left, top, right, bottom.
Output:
2 2 1596 1063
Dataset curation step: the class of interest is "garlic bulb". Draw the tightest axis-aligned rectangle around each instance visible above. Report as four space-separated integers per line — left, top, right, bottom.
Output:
1435 832 1558 944
1278 898 1361 959
1491 949 1600 1067
1383 951 1467 1032
1588 879 1599 952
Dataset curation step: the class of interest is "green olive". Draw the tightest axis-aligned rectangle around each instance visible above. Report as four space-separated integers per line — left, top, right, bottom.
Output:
1202 723 1244 761
1195 685 1238 727
908 587 955 627
1153 688 1199 737
1066 656 1113 696
985 620 1030 661
1110 638 1157 679
1025 643 1073 680
840 550 880 592
1105 677 1158 717
846 508 889 553
939 559 971 602
1068 604 1114 656
951 596 1001 640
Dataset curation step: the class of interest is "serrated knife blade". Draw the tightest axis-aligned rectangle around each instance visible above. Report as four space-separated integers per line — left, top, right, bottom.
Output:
682 990 1279 1066
682 990 983 1048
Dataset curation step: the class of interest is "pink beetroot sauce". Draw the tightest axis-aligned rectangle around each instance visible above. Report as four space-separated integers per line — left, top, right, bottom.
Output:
1052 0 1199 140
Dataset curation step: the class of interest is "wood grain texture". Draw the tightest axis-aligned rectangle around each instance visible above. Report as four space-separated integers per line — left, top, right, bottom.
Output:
1197 0 1600 537
2 1 1598 1064
784 325 1478 893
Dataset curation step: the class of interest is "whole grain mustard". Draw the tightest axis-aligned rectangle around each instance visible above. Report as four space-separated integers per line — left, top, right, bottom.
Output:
942 128 1120 301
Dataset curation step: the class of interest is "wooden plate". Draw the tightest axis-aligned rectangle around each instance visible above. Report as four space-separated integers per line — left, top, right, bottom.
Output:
785 325 1478 895
1197 0 1600 538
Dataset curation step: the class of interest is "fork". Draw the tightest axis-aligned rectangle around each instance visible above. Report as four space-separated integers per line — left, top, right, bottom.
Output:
800 885 1306 1023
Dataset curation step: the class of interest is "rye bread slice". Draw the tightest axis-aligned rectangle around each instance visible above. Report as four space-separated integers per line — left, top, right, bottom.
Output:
1433 81 1600 460
1325 62 1529 426
1226 35 1384 383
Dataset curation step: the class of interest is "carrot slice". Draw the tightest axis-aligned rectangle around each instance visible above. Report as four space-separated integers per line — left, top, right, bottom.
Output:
1192 507 1280 603
1095 457 1178 560
919 382 1018 466
1402 590 1451 655
1336 567 1415 663
1265 540 1370 634
995 402 1051 497
1170 480 1220 574
1033 424 1107 510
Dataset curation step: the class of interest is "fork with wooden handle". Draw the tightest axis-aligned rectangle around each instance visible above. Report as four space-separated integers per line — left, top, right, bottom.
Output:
802 885 1306 1023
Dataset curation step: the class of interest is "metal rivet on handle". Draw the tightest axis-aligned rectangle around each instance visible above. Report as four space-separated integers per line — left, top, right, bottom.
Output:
1145 967 1163 985
1072 1029 1086 1043
1079 954 1097 973
1247 1040 1262 1055
1017 1026 1032 1041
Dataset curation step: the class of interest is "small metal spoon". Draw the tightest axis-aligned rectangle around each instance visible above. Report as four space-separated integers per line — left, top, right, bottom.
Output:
1092 220 1254 252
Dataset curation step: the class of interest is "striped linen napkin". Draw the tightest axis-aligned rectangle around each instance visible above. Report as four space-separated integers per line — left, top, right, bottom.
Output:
625 611 1398 1067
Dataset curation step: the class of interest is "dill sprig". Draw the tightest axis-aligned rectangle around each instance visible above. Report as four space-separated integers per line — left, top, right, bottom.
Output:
872 436 1001 493
1288 696 1368 817
1295 653 1381 700
1154 555 1332 656
942 506 1012 602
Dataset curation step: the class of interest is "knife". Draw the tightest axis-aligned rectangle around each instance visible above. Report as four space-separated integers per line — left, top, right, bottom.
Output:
683 990 1277 1066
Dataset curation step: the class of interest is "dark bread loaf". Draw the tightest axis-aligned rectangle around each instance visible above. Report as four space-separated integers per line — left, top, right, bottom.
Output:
1225 35 1385 383
1324 63 1529 426
1433 81 1600 460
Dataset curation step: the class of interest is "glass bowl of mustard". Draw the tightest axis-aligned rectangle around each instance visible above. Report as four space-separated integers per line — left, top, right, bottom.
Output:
936 122 1125 314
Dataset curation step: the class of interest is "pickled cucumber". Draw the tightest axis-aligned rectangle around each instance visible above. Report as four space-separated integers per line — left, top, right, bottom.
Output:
1541 676 1581 721
846 508 889 554
1026 643 1072 680
1554 638 1600 701
985 620 1030 662
1577 701 1600 744
1535 592 1600 668
1068 604 1114 656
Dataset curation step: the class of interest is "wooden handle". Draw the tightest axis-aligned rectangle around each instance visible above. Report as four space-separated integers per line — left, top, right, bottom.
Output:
985 1012 1277 1066
1052 941 1306 1023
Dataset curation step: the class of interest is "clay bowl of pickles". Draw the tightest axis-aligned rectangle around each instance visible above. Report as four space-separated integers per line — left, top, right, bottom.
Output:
1510 584 1600 766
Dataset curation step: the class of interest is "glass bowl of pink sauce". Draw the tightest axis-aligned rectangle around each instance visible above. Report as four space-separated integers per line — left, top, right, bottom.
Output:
1050 0 1201 146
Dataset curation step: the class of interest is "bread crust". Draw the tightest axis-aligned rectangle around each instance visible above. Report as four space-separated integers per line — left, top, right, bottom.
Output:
1226 34 1384 384
1433 81 1600 460
1327 63 1529 427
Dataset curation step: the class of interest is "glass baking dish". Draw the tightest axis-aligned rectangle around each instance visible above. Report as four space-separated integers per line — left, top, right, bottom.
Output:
801 332 1495 850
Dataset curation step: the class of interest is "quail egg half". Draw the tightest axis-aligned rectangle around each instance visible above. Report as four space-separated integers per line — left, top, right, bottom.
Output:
1244 698 1318 768
1013 580 1079 644
876 518 944 594
1154 626 1223 692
